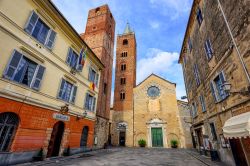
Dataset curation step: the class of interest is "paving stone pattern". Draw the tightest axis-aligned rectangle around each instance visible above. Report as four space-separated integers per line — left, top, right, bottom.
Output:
27 148 228 166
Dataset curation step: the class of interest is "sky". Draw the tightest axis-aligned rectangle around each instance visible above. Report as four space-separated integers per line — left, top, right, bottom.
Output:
52 0 192 103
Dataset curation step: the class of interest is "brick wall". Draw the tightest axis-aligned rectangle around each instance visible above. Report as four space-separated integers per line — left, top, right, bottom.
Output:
114 33 137 111
0 97 94 152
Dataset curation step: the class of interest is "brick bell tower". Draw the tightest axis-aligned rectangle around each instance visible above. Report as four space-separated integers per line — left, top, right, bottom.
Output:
82 5 115 147
114 23 137 112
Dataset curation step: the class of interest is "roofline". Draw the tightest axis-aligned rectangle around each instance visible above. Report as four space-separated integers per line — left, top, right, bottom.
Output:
136 73 176 88
177 100 188 104
47 0 105 69
178 0 196 64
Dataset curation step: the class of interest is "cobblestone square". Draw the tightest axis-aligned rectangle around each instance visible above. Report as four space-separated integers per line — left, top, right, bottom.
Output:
36 148 225 166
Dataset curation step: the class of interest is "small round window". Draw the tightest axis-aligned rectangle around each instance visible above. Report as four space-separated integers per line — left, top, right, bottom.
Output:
147 86 160 98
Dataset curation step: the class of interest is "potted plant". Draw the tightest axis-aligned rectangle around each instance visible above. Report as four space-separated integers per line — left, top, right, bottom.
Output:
33 148 44 161
138 139 146 147
170 140 178 148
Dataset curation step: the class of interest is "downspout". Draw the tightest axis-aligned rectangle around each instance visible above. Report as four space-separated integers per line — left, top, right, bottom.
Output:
133 94 135 147
217 1 250 164
217 0 250 84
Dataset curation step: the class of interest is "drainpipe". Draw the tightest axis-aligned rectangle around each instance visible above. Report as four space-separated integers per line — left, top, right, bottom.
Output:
217 0 250 84
133 95 135 147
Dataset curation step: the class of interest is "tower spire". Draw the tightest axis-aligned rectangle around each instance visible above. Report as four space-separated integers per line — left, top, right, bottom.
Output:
123 22 133 34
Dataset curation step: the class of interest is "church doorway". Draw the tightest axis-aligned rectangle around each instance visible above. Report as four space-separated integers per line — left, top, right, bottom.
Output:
47 121 65 158
151 128 163 147
119 131 126 146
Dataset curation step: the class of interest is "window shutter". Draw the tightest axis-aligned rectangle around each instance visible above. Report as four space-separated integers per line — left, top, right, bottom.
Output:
32 65 45 90
66 48 73 65
210 82 217 102
76 57 83 71
207 39 213 54
70 85 77 103
88 67 92 81
95 73 99 86
4 50 23 79
25 11 39 34
84 93 89 109
204 41 209 59
219 72 226 83
188 38 192 52
92 97 96 111
58 79 66 99
46 30 56 49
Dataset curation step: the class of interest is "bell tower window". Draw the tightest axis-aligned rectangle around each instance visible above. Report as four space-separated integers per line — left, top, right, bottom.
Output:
123 39 128 45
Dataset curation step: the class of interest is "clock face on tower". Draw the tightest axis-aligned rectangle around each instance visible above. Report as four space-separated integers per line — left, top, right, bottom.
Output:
147 86 160 98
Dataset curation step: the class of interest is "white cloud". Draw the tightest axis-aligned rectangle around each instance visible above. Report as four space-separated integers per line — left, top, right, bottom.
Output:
137 48 186 100
137 48 179 83
149 0 192 20
149 21 160 29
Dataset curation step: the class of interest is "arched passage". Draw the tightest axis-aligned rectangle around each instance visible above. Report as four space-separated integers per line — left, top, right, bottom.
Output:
80 126 89 147
47 121 65 157
0 112 19 151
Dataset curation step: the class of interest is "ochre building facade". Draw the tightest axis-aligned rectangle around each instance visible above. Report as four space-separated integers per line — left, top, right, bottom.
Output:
0 0 104 165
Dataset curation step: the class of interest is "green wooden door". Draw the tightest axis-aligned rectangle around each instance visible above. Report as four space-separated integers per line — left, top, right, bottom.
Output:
151 128 163 147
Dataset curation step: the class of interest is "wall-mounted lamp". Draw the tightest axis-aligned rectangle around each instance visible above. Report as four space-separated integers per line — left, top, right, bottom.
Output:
222 82 250 96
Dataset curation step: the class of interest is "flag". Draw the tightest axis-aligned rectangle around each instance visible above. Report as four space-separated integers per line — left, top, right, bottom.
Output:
79 47 87 67
90 82 95 91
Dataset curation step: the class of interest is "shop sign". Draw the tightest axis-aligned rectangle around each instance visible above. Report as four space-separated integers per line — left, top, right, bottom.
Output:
53 113 70 121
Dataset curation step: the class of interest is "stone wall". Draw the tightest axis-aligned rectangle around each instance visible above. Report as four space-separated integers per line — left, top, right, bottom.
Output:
177 101 193 148
179 0 250 165
93 117 109 148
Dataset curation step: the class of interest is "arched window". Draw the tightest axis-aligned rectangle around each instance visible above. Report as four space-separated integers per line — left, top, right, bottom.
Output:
123 39 128 45
120 92 125 100
121 52 128 57
121 64 126 71
0 112 19 151
80 126 89 147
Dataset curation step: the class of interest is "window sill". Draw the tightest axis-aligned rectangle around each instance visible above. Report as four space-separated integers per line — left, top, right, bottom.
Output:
2 77 38 92
207 56 213 62
57 97 75 105
25 32 52 51
193 115 198 119
215 95 229 104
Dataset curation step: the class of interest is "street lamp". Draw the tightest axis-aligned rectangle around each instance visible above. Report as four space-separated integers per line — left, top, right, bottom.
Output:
222 82 231 94
222 82 250 96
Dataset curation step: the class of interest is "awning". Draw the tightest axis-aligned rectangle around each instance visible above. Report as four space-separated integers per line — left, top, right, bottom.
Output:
223 112 250 138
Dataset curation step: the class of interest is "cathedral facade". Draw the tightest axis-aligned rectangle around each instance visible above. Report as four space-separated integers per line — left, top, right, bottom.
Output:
111 74 191 148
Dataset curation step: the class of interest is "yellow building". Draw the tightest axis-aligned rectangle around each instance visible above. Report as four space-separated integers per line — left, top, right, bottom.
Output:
0 0 104 165
111 74 192 148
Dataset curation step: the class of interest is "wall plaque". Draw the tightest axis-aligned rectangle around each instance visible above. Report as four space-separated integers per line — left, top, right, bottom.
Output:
53 113 70 121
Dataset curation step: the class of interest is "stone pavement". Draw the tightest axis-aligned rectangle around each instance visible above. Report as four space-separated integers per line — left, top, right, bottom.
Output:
16 148 229 166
